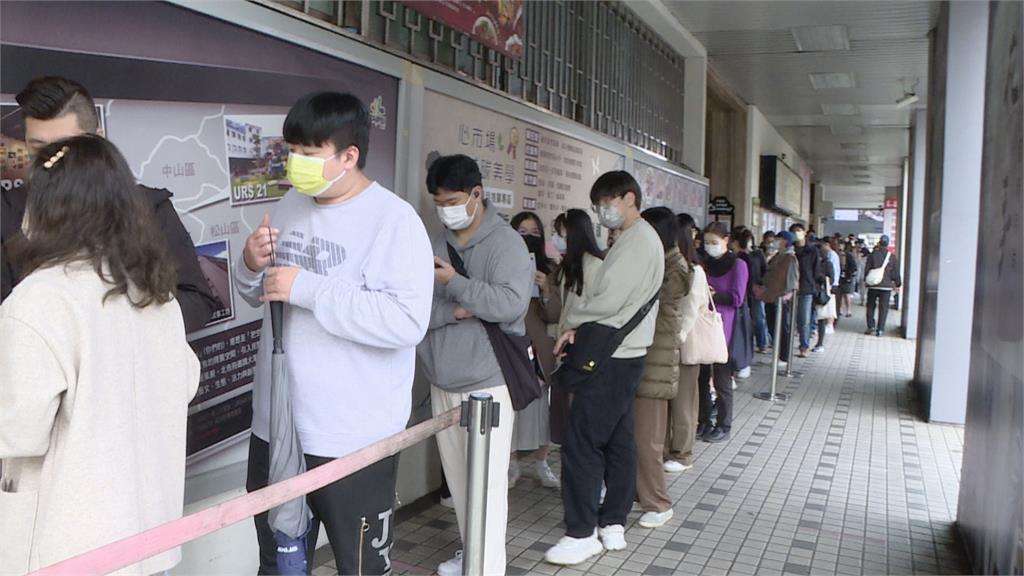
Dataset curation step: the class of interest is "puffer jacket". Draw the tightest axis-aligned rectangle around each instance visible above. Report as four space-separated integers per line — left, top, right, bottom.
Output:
637 248 688 399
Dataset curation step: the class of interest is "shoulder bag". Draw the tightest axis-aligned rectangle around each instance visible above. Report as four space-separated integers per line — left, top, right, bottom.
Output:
446 244 541 410
679 289 729 366
865 252 891 287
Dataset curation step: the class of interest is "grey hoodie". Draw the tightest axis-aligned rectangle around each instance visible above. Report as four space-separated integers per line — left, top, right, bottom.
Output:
417 203 533 393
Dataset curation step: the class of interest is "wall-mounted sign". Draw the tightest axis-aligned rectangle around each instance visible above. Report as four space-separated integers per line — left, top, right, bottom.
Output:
760 155 803 216
709 195 735 215
634 161 709 226
403 1 524 58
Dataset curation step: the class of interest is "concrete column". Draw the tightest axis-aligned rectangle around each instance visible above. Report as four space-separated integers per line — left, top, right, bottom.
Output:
683 57 707 175
918 1 989 423
902 110 927 339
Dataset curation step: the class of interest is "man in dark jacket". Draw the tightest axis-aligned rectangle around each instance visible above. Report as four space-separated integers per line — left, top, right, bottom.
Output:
788 223 826 355
2 76 218 332
863 235 901 336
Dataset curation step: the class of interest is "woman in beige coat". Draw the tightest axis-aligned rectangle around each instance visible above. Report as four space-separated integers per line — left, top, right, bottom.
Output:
634 208 691 529
665 213 710 473
0 136 200 575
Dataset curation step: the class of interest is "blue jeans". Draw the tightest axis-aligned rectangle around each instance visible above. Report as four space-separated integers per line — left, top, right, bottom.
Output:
797 294 814 351
752 300 770 348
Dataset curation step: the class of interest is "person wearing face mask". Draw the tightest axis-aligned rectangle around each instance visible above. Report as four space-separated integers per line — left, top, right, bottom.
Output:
418 155 532 576
761 231 800 367
788 223 826 358
235 92 435 574
552 212 569 255
507 211 563 491
544 171 664 566
696 222 749 444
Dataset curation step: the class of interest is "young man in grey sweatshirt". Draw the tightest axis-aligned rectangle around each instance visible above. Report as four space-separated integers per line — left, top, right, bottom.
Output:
545 171 666 566
417 154 533 576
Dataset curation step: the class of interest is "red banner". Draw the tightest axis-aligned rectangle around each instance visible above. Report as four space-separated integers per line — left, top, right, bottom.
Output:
403 1 524 58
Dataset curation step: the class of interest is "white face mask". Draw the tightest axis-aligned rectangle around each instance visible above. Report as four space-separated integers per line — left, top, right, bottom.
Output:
552 234 567 253
705 243 727 259
794 230 806 243
599 204 625 230
437 194 479 230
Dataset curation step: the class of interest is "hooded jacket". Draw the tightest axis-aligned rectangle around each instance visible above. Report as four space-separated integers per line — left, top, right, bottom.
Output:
418 203 534 393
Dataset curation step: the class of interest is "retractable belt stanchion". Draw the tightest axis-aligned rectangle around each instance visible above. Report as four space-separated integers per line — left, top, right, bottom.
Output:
783 290 803 378
461 393 497 576
754 296 791 402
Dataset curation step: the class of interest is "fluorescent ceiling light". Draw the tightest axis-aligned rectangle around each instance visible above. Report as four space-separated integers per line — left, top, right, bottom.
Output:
831 125 863 136
841 142 868 151
809 72 855 90
822 103 858 116
792 25 850 52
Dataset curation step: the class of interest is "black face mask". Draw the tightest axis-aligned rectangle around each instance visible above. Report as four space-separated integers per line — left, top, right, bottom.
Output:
521 233 544 257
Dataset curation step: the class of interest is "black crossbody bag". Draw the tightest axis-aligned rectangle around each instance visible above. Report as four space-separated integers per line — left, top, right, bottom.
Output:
553 291 660 393
446 244 542 411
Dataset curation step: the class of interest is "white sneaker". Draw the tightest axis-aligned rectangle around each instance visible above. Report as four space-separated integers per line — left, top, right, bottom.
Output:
439 495 454 509
663 460 692 473
638 509 674 529
535 460 561 488
732 378 738 390
598 524 627 551
736 366 752 379
778 360 788 368
544 533 603 565
508 459 521 488
437 550 463 576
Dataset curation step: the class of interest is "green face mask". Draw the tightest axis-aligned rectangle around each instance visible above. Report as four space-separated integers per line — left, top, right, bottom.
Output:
286 152 346 197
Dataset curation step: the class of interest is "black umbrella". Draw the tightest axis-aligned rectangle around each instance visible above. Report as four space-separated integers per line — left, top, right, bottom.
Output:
267 231 311 574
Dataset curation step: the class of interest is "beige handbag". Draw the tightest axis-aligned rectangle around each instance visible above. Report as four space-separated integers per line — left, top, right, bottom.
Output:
679 290 729 365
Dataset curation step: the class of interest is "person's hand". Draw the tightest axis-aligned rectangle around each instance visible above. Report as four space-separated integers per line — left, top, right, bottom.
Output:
261 266 300 303
454 306 474 320
243 214 279 273
434 257 456 285
534 271 548 291
554 330 576 358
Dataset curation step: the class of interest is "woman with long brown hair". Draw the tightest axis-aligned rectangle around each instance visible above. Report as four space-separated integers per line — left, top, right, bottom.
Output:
0 135 199 574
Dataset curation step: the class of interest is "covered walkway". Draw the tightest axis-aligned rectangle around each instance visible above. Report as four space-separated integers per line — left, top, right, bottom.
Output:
315 315 969 576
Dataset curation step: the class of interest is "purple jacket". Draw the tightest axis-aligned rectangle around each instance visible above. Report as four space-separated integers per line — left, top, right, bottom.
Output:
706 256 749 348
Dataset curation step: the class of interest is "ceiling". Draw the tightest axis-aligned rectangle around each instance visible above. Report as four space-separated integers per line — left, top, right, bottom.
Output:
664 1 939 208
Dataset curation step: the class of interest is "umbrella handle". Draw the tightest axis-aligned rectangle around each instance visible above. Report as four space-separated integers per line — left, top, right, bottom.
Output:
271 301 284 353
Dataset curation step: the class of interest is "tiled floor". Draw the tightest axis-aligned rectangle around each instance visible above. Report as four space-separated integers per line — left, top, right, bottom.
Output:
315 308 970 576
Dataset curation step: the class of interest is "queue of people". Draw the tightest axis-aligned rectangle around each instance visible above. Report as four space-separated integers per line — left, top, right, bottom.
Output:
0 75 907 576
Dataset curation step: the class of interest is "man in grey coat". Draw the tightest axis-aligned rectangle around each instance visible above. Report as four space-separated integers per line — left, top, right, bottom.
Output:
417 154 533 576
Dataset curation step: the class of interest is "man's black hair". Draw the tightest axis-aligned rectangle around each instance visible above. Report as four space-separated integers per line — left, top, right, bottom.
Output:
789 222 806 233
283 92 370 169
589 170 642 209
16 76 99 132
426 154 482 195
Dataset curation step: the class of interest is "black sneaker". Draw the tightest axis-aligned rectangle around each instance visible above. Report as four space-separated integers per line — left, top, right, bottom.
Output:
706 427 730 443
696 423 710 439
864 329 874 335
875 330 883 337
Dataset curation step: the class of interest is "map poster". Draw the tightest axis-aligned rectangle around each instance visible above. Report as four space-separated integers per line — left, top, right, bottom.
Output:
634 161 709 226
403 0 524 58
421 90 623 243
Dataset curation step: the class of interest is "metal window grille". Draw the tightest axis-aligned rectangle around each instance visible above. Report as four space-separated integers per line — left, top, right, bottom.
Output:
264 0 686 164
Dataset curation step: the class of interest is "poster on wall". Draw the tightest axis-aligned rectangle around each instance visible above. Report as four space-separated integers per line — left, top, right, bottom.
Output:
421 90 623 242
883 198 899 254
1 0 400 460
634 161 708 226
403 0 524 58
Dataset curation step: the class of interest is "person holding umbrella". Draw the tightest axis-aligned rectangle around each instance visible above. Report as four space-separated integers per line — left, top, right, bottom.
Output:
236 92 434 575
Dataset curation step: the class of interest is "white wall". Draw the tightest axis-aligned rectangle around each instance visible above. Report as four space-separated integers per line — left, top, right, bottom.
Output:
745 105 810 226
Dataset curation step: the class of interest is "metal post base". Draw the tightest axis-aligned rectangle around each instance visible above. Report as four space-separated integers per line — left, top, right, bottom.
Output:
780 369 803 378
753 391 791 402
